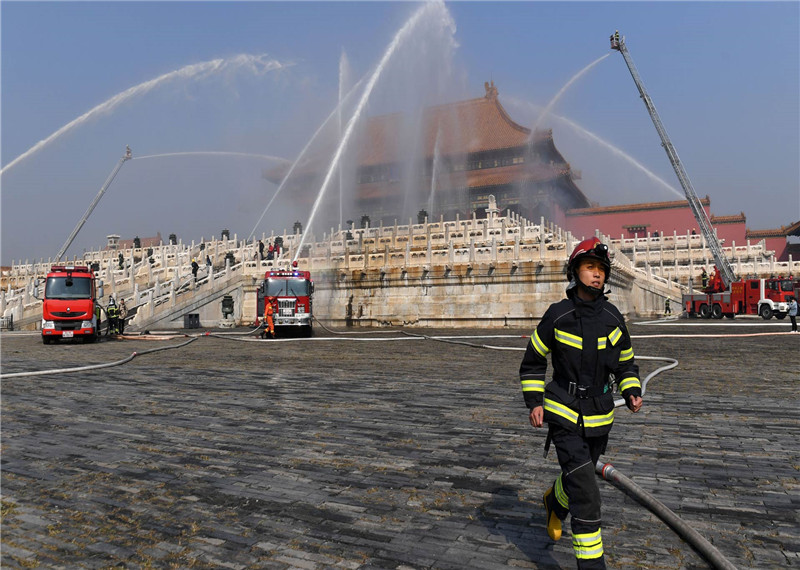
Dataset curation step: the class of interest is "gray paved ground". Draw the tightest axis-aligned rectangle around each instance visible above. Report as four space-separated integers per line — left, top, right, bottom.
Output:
1 319 798 569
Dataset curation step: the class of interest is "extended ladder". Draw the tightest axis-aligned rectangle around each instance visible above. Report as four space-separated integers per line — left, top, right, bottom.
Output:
610 33 736 289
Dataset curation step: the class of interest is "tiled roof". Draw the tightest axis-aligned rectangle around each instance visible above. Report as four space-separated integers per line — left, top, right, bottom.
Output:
357 86 538 166
746 228 786 239
709 213 746 224
746 220 800 239
565 197 710 217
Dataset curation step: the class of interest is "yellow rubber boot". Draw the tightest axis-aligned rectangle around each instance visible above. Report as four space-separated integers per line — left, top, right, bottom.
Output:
543 487 562 541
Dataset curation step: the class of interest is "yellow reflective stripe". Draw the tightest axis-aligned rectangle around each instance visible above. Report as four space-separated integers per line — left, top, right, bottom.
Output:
521 379 545 392
531 330 550 357
554 473 569 509
583 410 614 428
544 398 579 424
618 377 641 392
554 328 582 350
608 327 622 346
619 347 634 362
597 337 607 350
573 529 603 559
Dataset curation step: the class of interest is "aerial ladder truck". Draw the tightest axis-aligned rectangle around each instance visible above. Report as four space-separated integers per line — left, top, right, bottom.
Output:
610 32 795 319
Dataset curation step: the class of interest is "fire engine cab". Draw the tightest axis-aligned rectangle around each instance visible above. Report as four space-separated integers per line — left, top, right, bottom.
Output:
259 268 314 337
36 265 102 344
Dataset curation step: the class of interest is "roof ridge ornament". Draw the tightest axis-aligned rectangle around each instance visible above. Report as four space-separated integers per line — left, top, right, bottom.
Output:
484 80 498 100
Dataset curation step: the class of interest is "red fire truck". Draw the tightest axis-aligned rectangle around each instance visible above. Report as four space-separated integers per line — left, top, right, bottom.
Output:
683 273 796 320
37 265 102 344
612 35 798 322
259 268 314 337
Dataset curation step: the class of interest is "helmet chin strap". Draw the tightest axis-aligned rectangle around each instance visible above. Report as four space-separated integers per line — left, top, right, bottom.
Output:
577 278 605 298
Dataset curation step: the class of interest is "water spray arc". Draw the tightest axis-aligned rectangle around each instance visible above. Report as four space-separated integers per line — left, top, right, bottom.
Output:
1 54 287 176
507 97 682 199
293 1 454 262
338 50 352 229
427 125 444 217
246 78 365 242
134 152 289 163
531 53 610 133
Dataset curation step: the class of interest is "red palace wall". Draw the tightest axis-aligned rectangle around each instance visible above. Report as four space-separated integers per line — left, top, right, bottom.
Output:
566 203 709 241
564 202 751 249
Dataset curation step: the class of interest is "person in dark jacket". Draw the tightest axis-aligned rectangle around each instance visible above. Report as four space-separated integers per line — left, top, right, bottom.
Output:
106 296 119 335
520 237 642 569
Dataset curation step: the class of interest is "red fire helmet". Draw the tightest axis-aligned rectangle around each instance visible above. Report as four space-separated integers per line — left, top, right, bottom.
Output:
567 237 611 281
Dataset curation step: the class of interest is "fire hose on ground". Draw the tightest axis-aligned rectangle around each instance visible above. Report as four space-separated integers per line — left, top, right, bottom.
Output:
597 462 737 570
0 336 197 379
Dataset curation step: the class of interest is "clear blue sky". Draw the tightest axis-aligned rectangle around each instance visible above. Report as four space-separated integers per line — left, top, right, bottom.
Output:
2 1 798 264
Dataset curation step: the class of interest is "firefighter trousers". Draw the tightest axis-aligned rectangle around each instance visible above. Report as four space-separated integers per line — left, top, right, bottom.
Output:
545 425 608 569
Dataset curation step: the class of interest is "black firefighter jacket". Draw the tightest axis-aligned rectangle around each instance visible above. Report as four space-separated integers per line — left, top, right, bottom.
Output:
519 289 642 438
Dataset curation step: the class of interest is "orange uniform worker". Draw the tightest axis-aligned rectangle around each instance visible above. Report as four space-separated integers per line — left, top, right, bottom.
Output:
263 297 275 339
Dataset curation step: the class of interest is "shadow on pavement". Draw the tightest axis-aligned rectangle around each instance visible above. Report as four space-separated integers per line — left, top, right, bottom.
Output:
477 485 565 569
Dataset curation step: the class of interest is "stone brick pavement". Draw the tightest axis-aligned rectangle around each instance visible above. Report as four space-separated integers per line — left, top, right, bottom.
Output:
1 320 798 568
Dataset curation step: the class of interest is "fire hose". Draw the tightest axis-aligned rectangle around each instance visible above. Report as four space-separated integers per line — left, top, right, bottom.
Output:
597 462 737 570
0 337 197 379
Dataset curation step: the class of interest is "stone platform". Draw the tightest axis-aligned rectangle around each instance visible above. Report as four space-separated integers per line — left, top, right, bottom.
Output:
1 319 798 569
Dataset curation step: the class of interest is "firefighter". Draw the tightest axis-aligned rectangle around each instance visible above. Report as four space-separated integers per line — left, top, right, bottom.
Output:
700 267 709 288
664 297 671 316
520 237 642 569
261 296 275 339
191 258 199 282
106 296 120 335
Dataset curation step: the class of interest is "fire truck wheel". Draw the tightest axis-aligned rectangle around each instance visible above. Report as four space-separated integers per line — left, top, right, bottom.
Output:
83 332 97 343
42 336 52 345
698 304 711 319
759 305 773 320
724 313 735 319
775 313 786 320
711 304 723 319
